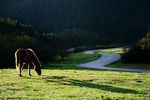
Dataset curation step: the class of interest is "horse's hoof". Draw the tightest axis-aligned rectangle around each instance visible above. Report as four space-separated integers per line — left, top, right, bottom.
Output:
29 74 32 76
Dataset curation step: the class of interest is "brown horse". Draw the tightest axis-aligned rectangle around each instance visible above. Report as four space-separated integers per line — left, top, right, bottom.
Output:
15 48 41 76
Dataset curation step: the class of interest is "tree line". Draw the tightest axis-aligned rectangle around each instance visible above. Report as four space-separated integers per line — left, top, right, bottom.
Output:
0 17 68 67
1 0 150 44
0 16 122 67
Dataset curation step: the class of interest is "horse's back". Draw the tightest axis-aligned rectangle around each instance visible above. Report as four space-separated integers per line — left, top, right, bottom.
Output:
15 48 34 63
15 48 26 58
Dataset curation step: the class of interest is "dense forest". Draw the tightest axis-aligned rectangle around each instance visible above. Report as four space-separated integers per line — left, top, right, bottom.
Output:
0 17 68 67
0 0 150 66
1 0 150 44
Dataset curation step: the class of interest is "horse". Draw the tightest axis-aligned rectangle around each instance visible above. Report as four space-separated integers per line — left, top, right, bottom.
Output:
15 48 41 77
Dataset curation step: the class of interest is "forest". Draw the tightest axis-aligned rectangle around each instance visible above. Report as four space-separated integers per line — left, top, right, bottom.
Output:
0 0 150 66
0 17 67 67
1 0 150 44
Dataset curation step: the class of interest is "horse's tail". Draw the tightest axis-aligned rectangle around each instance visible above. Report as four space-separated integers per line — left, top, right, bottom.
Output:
15 51 19 69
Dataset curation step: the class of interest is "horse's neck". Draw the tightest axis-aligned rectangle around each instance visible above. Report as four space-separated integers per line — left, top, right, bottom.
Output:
32 56 40 66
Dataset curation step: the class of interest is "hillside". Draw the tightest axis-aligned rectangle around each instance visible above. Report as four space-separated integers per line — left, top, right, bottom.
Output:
1 0 150 44
0 17 64 67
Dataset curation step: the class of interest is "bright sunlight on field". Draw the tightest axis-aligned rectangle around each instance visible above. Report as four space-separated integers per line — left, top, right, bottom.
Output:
0 52 150 100
1 69 150 100
97 48 124 54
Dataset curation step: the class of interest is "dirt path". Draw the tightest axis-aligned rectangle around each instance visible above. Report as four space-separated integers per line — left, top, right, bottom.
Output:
75 49 150 73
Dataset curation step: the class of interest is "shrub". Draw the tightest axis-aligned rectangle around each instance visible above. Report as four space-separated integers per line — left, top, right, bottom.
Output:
122 33 150 63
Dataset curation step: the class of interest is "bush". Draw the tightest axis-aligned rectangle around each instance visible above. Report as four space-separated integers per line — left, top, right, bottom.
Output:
122 33 150 63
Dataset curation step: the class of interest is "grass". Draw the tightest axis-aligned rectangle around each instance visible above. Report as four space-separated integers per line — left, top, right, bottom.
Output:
44 52 99 70
97 48 150 70
1 52 150 100
109 60 150 70
96 48 124 54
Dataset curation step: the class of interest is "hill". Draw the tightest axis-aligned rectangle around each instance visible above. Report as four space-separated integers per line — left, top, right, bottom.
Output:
1 0 150 44
0 17 64 67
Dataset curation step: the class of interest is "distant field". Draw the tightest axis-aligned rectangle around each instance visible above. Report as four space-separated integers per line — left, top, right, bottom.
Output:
97 48 150 70
0 52 150 100
96 48 124 54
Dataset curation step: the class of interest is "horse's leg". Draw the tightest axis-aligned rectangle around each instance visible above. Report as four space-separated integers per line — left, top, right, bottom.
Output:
19 61 23 77
28 63 32 76
21 63 25 71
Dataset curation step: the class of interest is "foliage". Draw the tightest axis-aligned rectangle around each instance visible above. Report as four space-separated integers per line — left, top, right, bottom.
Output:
59 28 104 47
0 17 67 67
122 32 150 63
1 0 150 44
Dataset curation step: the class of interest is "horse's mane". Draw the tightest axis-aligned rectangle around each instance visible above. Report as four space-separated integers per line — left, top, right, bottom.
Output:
27 48 41 66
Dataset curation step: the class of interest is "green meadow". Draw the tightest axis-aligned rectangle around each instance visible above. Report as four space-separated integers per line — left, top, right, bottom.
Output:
0 52 150 100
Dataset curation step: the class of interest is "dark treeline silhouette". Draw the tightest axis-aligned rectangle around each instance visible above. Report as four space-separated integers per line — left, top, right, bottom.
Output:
1 0 150 44
123 32 150 63
1 0 150 65
0 17 68 67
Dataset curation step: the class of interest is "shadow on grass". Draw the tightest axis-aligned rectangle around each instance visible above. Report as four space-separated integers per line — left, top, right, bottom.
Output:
42 76 140 94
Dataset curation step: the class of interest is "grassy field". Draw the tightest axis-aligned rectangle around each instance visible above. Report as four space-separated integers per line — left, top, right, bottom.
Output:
1 52 150 100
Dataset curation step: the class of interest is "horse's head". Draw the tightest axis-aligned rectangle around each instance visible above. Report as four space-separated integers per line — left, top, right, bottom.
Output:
35 64 42 76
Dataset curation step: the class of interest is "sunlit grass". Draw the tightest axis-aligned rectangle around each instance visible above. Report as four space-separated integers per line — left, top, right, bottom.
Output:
0 52 150 99
97 48 124 54
1 69 150 99
43 52 99 70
